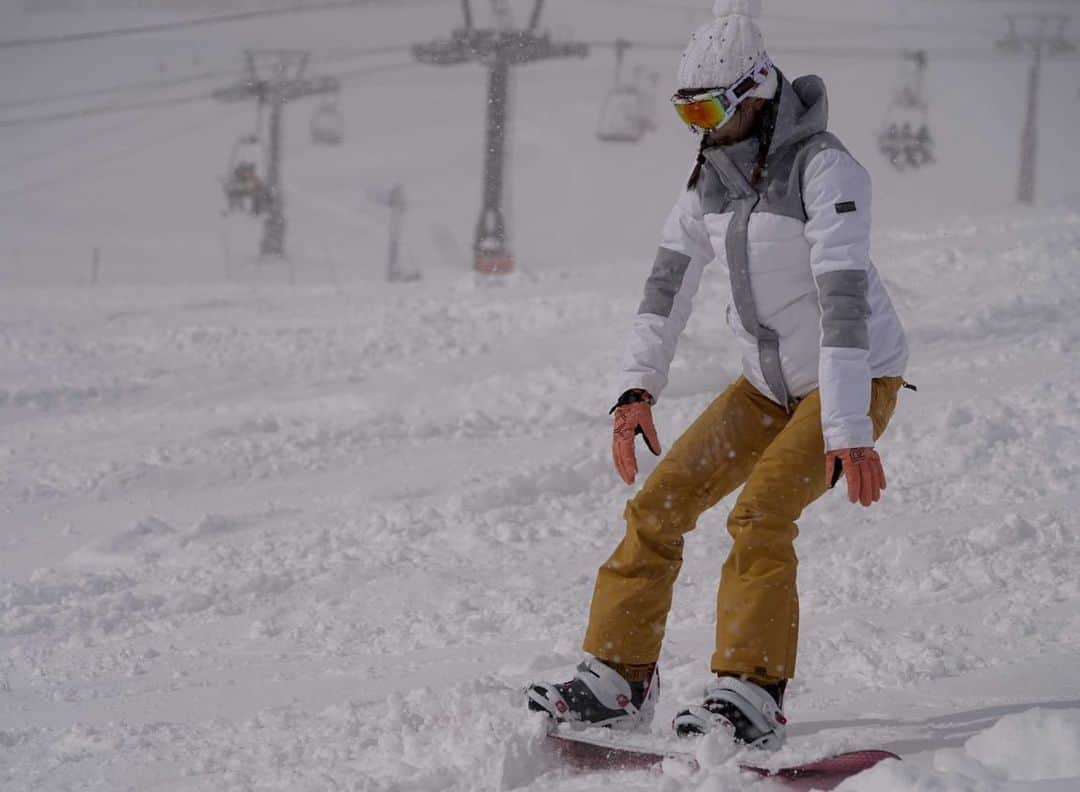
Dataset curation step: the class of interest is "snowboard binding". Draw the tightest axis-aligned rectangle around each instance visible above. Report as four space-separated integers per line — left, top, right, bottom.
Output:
672 676 787 750
526 657 659 730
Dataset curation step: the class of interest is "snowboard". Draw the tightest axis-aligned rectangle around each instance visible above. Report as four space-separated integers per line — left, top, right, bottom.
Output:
547 728 899 790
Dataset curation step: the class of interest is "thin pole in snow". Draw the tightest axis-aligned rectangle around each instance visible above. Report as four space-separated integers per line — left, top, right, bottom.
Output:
1018 38 1041 206
387 184 405 282
528 0 545 33
90 246 101 286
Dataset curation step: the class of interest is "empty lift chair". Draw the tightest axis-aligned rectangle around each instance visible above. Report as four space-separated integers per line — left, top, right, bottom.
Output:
310 99 345 146
596 39 647 143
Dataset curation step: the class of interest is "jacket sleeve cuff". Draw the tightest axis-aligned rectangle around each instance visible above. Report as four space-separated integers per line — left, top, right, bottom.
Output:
822 417 874 453
621 372 666 403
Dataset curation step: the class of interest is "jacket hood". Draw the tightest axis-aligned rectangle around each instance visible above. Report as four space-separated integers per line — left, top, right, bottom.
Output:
701 72 828 183
699 72 831 194
769 73 828 154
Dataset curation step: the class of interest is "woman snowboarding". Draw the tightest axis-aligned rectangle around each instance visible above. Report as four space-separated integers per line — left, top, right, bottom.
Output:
527 0 909 750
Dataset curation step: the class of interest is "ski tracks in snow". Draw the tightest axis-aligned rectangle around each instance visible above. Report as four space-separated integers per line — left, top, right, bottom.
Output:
2 208 1080 789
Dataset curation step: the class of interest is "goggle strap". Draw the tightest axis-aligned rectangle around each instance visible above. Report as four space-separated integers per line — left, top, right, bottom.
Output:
670 56 774 133
732 75 758 98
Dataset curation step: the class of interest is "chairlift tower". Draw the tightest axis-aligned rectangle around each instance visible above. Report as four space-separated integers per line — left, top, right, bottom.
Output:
414 0 588 274
214 50 339 258
997 15 1076 205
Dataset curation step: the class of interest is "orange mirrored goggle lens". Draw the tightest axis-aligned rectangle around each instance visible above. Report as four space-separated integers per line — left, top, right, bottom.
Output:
673 97 730 131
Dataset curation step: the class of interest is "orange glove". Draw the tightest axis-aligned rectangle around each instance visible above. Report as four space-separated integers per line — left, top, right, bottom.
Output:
826 447 886 507
611 389 661 486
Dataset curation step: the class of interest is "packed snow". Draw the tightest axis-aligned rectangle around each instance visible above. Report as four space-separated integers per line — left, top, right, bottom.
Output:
3 1 1080 790
4 206 1080 791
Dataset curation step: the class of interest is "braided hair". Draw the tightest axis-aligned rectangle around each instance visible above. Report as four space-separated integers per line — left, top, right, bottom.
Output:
685 87 780 192
749 92 779 189
686 135 709 191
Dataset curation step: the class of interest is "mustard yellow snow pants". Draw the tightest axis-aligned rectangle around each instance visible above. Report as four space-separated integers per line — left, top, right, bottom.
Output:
583 376 903 683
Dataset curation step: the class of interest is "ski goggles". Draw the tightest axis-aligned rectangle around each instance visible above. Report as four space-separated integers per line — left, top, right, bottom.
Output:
671 57 774 133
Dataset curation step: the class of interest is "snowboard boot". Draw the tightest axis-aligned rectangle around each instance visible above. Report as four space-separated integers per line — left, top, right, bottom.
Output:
526 657 659 730
672 675 787 750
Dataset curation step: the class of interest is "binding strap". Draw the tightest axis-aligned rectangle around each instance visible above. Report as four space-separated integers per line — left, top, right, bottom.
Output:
575 659 639 716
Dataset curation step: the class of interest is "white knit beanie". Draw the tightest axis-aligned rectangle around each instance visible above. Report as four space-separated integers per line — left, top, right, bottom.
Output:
676 0 779 98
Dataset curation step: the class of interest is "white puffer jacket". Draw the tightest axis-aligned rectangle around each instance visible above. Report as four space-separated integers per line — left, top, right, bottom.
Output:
622 74 908 452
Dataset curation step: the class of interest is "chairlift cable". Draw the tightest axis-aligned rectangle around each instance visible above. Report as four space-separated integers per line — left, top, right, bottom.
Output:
584 39 1080 62
0 67 242 112
577 1 1008 36
6 33 1062 121
0 101 249 199
0 0 445 50
0 91 217 130
312 44 414 66
332 60 425 81
0 60 418 130
0 44 410 115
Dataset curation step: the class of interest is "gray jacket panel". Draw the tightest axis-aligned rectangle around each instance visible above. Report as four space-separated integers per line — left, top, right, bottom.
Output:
639 247 693 318
696 73 853 407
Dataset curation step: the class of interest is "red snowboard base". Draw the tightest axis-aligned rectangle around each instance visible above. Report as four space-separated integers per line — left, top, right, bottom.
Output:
547 730 899 790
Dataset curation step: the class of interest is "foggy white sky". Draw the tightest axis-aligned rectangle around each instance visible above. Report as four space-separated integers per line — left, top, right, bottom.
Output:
1 0 1078 282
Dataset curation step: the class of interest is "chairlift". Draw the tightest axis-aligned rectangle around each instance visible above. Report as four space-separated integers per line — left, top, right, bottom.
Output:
596 39 647 143
879 122 935 172
1049 15 1077 55
222 134 268 216
598 87 647 143
636 69 661 134
877 51 935 172
996 16 1023 54
310 99 345 146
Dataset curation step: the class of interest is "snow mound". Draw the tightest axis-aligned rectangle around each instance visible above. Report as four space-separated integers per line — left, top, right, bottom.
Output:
831 708 1080 791
836 758 985 792
964 708 1080 782
368 678 552 791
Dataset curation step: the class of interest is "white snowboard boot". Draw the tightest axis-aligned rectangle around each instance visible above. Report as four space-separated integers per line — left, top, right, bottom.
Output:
672 676 787 750
526 657 659 730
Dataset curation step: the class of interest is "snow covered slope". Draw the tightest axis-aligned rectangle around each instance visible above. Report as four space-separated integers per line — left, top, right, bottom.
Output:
3 203 1080 790
3 1 1080 790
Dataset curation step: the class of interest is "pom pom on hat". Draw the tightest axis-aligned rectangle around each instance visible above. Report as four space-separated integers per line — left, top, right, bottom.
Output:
713 0 762 19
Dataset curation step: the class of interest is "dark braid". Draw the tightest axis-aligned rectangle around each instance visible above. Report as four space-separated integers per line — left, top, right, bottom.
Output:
749 93 779 189
685 87 780 193
686 134 709 190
